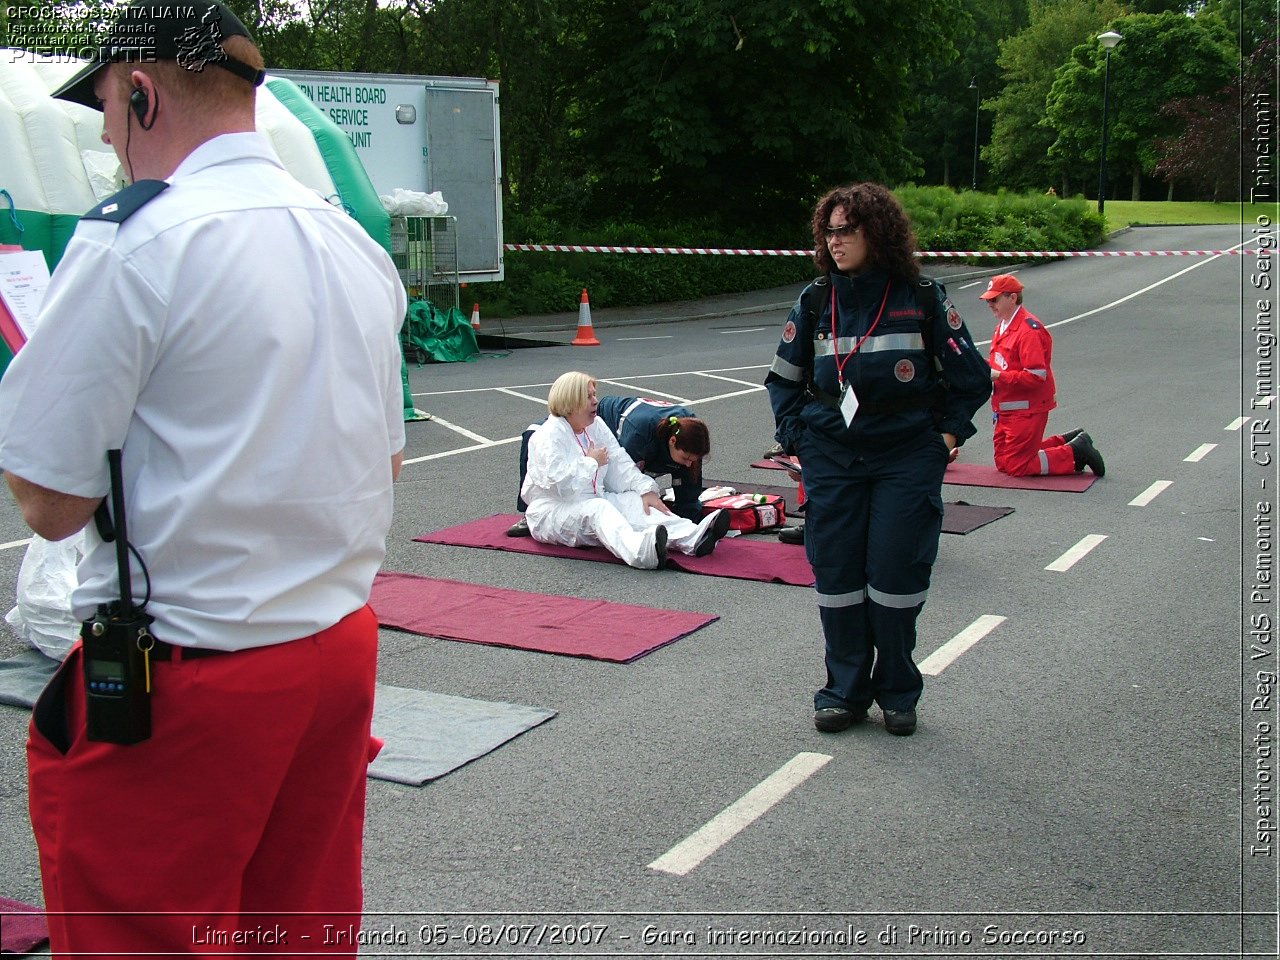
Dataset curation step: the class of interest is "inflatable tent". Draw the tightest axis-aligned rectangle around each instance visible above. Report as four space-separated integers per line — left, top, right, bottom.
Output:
0 52 421 417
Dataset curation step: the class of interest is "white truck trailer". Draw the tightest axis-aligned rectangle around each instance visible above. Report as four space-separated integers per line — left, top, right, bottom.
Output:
271 69 504 285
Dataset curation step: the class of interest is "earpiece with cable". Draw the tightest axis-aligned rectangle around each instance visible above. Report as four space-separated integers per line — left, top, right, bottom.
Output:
130 87 154 129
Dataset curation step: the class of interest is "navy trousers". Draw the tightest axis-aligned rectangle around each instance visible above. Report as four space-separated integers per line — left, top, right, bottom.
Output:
798 430 949 713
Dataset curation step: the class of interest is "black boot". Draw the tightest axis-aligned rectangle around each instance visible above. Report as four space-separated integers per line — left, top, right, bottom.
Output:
1061 427 1085 444
778 525 805 545
1068 432 1105 477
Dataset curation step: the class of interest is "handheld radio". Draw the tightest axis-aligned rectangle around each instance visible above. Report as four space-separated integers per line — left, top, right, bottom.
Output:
82 449 155 745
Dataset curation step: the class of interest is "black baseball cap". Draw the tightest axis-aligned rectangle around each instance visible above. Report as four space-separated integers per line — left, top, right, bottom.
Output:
52 0 265 110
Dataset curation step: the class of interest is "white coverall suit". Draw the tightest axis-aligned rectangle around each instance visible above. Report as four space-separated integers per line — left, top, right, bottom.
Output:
521 415 723 569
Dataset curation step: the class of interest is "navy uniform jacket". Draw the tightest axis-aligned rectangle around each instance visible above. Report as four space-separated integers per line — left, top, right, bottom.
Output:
596 395 702 516
766 269 991 458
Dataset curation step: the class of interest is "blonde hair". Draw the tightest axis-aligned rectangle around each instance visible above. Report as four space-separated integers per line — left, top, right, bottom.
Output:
547 371 595 418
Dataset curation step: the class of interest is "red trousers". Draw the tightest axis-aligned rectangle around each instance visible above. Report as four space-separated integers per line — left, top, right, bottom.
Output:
993 411 1076 477
28 605 380 957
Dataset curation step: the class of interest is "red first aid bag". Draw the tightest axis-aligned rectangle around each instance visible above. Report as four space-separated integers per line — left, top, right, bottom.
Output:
702 493 786 532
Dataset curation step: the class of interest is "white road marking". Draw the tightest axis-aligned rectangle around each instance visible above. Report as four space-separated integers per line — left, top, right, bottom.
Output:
0 538 33 551
1130 480 1173 507
1227 416 1251 431
699 372 765 389
496 386 549 406
401 435 520 465
425 414 493 445
957 279 984 290
919 615 1007 676
616 335 674 342
720 326 768 334
1045 534 1108 572
693 386 767 403
595 379 688 402
648 752 832 876
1184 443 1216 462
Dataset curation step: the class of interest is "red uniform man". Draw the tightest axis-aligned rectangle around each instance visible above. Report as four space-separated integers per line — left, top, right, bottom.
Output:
982 274 1104 477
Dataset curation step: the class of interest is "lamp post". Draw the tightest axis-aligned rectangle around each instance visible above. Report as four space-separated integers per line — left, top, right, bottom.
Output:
1096 31 1122 215
968 77 980 191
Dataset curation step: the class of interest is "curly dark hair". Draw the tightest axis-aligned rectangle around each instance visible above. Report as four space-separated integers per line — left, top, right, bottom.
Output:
810 183 920 282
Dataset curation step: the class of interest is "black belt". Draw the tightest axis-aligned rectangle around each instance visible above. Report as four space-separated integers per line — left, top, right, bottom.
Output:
147 640 230 661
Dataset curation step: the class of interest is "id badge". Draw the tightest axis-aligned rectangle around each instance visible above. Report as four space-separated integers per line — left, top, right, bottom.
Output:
839 382 860 427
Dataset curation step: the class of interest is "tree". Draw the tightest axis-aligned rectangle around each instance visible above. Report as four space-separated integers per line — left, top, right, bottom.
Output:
1154 34 1277 200
984 0 1126 195
1197 0 1275 54
571 0 968 227
903 0 1030 190
1042 10 1236 200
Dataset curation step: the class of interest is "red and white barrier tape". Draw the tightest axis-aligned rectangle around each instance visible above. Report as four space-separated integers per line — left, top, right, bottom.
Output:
504 243 1264 258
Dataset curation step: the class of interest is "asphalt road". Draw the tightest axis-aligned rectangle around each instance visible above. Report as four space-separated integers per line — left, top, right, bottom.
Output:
0 224 1273 959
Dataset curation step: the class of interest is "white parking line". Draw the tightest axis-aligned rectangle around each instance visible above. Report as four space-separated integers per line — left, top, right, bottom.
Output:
496 386 549 407
720 326 768 335
616 335 674 342
919 615 1007 676
698 372 765 389
401 435 520 465
1045 534 1108 572
1184 443 1216 462
0 538 32 551
648 752 832 877
694 386 767 403
596 379 687 402
1130 480 1173 507
1228 416 1251 431
425 414 493 445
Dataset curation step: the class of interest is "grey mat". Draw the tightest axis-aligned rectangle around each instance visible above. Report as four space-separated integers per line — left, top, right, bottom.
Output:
0 656 556 788
368 684 557 786
0 648 58 708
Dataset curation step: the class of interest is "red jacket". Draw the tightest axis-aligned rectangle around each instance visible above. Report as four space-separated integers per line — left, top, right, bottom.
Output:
989 305 1056 414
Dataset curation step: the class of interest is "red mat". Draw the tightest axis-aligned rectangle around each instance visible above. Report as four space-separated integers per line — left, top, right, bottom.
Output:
371 571 718 662
0 897 49 955
414 514 815 587
944 461 1097 491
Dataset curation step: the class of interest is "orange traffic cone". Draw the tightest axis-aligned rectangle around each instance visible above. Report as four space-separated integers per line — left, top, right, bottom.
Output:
571 288 601 346
470 302 481 331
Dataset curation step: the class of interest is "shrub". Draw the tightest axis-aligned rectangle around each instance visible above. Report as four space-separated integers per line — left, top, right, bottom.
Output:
483 188 1107 316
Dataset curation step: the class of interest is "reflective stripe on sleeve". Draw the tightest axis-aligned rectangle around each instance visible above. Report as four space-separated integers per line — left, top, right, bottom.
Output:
770 355 806 382
866 584 928 609
816 589 866 608
1027 368 1048 379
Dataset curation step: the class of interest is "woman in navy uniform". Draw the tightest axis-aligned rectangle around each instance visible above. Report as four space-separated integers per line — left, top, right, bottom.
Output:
595 397 710 522
766 183 991 736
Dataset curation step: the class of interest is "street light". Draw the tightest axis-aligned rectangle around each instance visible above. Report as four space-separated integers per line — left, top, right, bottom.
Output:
968 76 980 191
1096 31 1122 215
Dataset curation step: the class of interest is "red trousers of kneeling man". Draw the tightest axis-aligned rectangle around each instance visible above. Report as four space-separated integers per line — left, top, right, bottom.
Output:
993 410 1076 476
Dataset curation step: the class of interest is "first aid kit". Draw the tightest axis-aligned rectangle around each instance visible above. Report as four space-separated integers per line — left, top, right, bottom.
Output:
701 493 786 532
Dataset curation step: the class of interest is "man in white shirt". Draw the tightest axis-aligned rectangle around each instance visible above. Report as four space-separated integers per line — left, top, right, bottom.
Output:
0 2 406 952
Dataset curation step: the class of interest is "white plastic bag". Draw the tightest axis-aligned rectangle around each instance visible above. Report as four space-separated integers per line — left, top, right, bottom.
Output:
378 188 449 217
5 532 84 660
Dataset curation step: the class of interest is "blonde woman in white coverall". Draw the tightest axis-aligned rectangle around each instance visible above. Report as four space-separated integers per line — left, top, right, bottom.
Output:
522 372 732 569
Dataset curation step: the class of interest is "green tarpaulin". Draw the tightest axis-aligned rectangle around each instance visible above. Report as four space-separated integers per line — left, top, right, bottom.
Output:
401 301 478 364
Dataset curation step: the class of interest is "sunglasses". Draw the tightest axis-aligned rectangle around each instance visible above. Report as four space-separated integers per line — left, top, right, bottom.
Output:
824 224 862 240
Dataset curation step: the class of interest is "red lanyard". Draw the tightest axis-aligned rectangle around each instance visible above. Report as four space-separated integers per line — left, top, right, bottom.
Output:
831 281 891 386
574 427 598 493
